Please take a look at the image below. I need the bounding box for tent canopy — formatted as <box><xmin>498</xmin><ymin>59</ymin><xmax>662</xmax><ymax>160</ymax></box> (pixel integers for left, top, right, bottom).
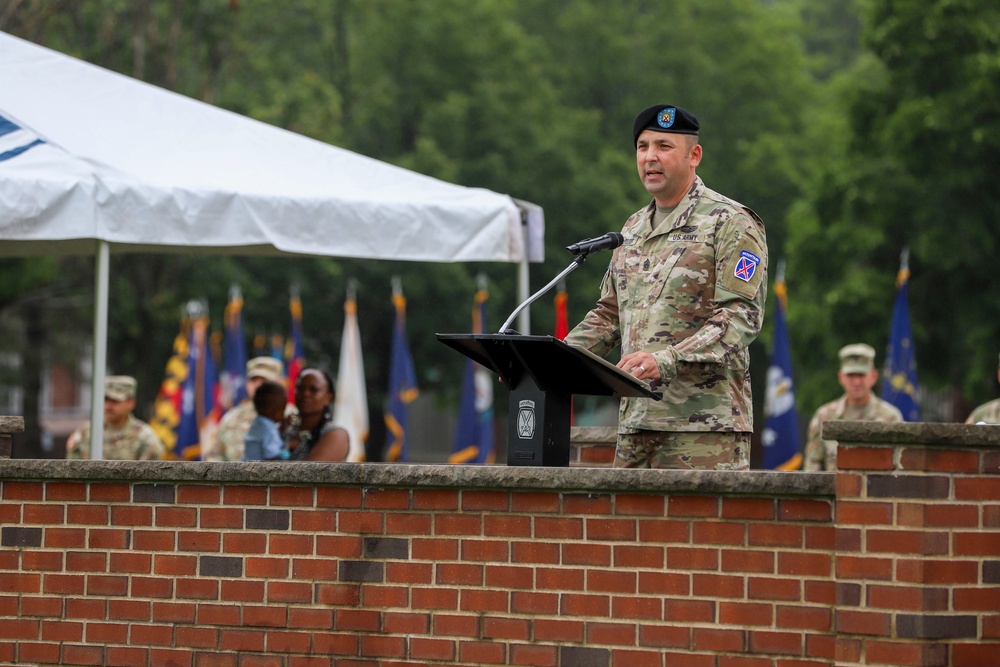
<box><xmin>0</xmin><ymin>31</ymin><xmax>543</xmax><ymax>263</ymax></box>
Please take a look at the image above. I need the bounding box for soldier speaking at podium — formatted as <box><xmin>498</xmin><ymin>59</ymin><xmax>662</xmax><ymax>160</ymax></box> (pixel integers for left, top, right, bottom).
<box><xmin>564</xmin><ymin>104</ymin><xmax>767</xmax><ymax>470</ymax></box>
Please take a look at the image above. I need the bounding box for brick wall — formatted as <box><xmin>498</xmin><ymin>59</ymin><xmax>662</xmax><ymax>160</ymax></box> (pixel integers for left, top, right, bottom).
<box><xmin>0</xmin><ymin>421</ymin><xmax>997</xmax><ymax>667</ymax></box>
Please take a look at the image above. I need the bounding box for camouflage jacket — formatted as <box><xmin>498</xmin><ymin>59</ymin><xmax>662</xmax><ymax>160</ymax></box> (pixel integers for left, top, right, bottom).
<box><xmin>66</xmin><ymin>415</ymin><xmax>165</xmax><ymax>460</ymax></box>
<box><xmin>565</xmin><ymin>177</ymin><xmax>767</xmax><ymax>433</ymax></box>
<box><xmin>803</xmin><ymin>394</ymin><xmax>903</xmax><ymax>471</ymax></box>
<box><xmin>966</xmin><ymin>398</ymin><xmax>1000</xmax><ymax>425</ymax></box>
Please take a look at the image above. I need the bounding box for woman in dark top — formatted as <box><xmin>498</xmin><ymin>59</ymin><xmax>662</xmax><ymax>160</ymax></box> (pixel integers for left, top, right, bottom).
<box><xmin>285</xmin><ymin>367</ymin><xmax>350</xmax><ymax>462</ymax></box>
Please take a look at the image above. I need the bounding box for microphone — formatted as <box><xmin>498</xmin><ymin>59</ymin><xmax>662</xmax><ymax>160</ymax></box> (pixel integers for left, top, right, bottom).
<box><xmin>565</xmin><ymin>232</ymin><xmax>624</xmax><ymax>256</ymax></box>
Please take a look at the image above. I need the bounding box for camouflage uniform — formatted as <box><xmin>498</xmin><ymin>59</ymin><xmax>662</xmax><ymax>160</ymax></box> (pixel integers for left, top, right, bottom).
<box><xmin>803</xmin><ymin>394</ymin><xmax>903</xmax><ymax>471</ymax></box>
<box><xmin>66</xmin><ymin>415</ymin><xmax>164</xmax><ymax>460</ymax></box>
<box><xmin>565</xmin><ymin>176</ymin><xmax>767</xmax><ymax>469</ymax></box>
<box><xmin>206</xmin><ymin>400</ymin><xmax>298</xmax><ymax>462</ymax></box>
<box><xmin>966</xmin><ymin>399</ymin><xmax>1000</xmax><ymax>425</ymax></box>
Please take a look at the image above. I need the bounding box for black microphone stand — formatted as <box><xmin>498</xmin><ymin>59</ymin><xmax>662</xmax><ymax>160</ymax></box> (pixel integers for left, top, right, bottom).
<box><xmin>499</xmin><ymin>253</ymin><xmax>590</xmax><ymax>334</ymax></box>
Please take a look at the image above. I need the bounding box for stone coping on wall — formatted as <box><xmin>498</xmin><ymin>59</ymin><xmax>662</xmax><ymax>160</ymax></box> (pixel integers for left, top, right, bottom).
<box><xmin>0</xmin><ymin>459</ymin><xmax>832</xmax><ymax>497</ymax></box>
<box><xmin>823</xmin><ymin>419</ymin><xmax>1000</xmax><ymax>446</ymax></box>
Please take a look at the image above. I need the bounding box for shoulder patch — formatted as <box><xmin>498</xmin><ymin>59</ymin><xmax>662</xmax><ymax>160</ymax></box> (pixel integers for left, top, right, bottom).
<box><xmin>719</xmin><ymin>237</ymin><xmax>765</xmax><ymax>299</ymax></box>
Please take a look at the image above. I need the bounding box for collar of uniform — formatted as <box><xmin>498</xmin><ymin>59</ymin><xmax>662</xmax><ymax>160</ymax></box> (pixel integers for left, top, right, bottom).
<box><xmin>644</xmin><ymin>176</ymin><xmax>704</xmax><ymax>238</ymax></box>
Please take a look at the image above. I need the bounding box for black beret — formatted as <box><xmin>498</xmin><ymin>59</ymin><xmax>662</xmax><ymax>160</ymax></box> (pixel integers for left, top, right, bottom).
<box><xmin>632</xmin><ymin>104</ymin><xmax>700</xmax><ymax>146</ymax></box>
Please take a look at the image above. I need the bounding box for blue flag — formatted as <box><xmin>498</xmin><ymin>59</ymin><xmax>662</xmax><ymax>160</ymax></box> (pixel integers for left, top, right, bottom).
<box><xmin>286</xmin><ymin>290</ymin><xmax>305</xmax><ymax>398</ymax></box>
<box><xmin>449</xmin><ymin>287</ymin><xmax>494</xmax><ymax>465</ymax></box>
<box><xmin>881</xmin><ymin>256</ymin><xmax>920</xmax><ymax>421</ymax></box>
<box><xmin>761</xmin><ymin>273</ymin><xmax>802</xmax><ymax>470</ymax></box>
<box><xmin>219</xmin><ymin>285</ymin><xmax>247</xmax><ymax>414</ymax></box>
<box><xmin>384</xmin><ymin>288</ymin><xmax>419</xmax><ymax>462</ymax></box>
<box><xmin>174</xmin><ymin>311</ymin><xmax>218</xmax><ymax>460</ymax></box>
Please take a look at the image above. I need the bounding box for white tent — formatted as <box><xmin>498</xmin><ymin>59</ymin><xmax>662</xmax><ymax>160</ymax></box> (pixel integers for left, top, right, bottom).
<box><xmin>0</xmin><ymin>32</ymin><xmax>544</xmax><ymax>457</ymax></box>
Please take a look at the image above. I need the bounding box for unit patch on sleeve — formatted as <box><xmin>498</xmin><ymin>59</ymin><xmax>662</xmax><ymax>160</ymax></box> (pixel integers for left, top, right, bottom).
<box><xmin>720</xmin><ymin>241</ymin><xmax>765</xmax><ymax>299</ymax></box>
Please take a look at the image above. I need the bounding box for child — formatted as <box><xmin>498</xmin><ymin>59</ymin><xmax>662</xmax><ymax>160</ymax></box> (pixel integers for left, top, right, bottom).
<box><xmin>242</xmin><ymin>380</ymin><xmax>290</xmax><ymax>461</ymax></box>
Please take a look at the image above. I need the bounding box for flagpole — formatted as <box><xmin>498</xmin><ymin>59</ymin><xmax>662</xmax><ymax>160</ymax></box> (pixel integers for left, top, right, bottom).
<box><xmin>89</xmin><ymin>240</ymin><xmax>110</xmax><ymax>460</ymax></box>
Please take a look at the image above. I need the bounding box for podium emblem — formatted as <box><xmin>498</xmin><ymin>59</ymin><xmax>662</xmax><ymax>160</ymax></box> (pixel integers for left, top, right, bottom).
<box><xmin>516</xmin><ymin>400</ymin><xmax>536</xmax><ymax>439</ymax></box>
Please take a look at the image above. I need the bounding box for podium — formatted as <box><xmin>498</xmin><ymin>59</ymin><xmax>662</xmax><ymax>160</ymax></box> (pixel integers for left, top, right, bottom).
<box><xmin>437</xmin><ymin>334</ymin><xmax>661</xmax><ymax>467</ymax></box>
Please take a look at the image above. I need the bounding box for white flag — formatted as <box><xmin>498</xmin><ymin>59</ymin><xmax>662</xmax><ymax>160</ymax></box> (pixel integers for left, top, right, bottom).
<box><xmin>333</xmin><ymin>294</ymin><xmax>369</xmax><ymax>462</ymax></box>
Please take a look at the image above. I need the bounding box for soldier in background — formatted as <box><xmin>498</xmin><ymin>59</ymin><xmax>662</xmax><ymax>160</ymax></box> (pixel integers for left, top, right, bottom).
<box><xmin>803</xmin><ymin>344</ymin><xmax>903</xmax><ymax>471</ymax></box>
<box><xmin>205</xmin><ymin>357</ymin><xmax>296</xmax><ymax>461</ymax></box>
<box><xmin>565</xmin><ymin>103</ymin><xmax>767</xmax><ymax>470</ymax></box>
<box><xmin>965</xmin><ymin>352</ymin><xmax>1000</xmax><ymax>425</ymax></box>
<box><xmin>66</xmin><ymin>376</ymin><xmax>164</xmax><ymax>460</ymax></box>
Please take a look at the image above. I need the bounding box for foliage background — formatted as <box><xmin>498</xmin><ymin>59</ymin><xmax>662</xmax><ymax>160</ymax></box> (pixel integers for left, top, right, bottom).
<box><xmin>2</xmin><ymin>0</ymin><xmax>998</xmax><ymax>460</ymax></box>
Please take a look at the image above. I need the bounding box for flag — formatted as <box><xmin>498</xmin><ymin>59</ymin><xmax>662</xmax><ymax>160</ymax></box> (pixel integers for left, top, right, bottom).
<box><xmin>449</xmin><ymin>285</ymin><xmax>494</xmax><ymax>464</ymax></box>
<box><xmin>164</xmin><ymin>305</ymin><xmax>219</xmax><ymax>460</ymax></box>
<box><xmin>334</xmin><ymin>284</ymin><xmax>369</xmax><ymax>462</ymax></box>
<box><xmin>760</xmin><ymin>264</ymin><xmax>801</xmax><ymax>470</ymax></box>
<box><xmin>218</xmin><ymin>284</ymin><xmax>247</xmax><ymax>414</ymax></box>
<box><xmin>285</xmin><ymin>288</ymin><xmax>305</xmax><ymax>397</ymax></box>
<box><xmin>554</xmin><ymin>279</ymin><xmax>569</xmax><ymax>340</ymax></box>
<box><xmin>384</xmin><ymin>284</ymin><xmax>419</xmax><ymax>462</ymax></box>
<box><xmin>150</xmin><ymin>319</ymin><xmax>191</xmax><ymax>456</ymax></box>
<box><xmin>881</xmin><ymin>249</ymin><xmax>920</xmax><ymax>421</ymax></box>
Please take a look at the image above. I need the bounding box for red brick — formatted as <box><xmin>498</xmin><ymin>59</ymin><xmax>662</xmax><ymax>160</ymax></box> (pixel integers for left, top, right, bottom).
<box><xmin>614</xmin><ymin>544</ymin><xmax>664</xmax><ymax>568</ymax></box>
<box><xmin>220</xmin><ymin>580</ymin><xmax>265</xmax><ymax>602</ymax></box>
<box><xmin>4</xmin><ymin>481</ymin><xmax>43</xmax><ymax>500</ymax></box>
<box><xmin>666</xmin><ymin>546</ymin><xmax>718</xmax><ymax>571</ymax></box>
<box><xmin>954</xmin><ymin>587</ymin><xmax>1000</xmax><ymax>611</ymax></box>
<box><xmin>805</xmin><ymin>525</ymin><xmax>837</xmax><ymax>550</ymax></box>
<box><xmin>67</xmin><ymin>504</ymin><xmax>108</xmax><ymax>525</ymax></box>
<box><xmin>900</xmin><ymin>447</ymin><xmax>980</xmax><ymax>473</ymax></box>
<box><xmin>156</xmin><ymin>506</ymin><xmax>197</xmax><ymax>527</ymax></box>
<box><xmin>291</xmin><ymin>557</ymin><xmax>338</xmax><ymax>581</ymax></box>
<box><xmin>564</xmin><ymin>493</ymin><xmax>612</xmax><ymax>515</ymax></box>
<box><xmin>459</xmin><ymin>640</ymin><xmax>506</xmax><ymax>664</ymax></box>
<box><xmin>461</xmin><ymin>490</ymin><xmax>509</xmax><ymax>511</ymax></box>
<box><xmin>511</xmin><ymin>591</ymin><xmax>558</xmax><ymax>615</ymax></box>
<box><xmin>954</xmin><ymin>642</ymin><xmax>1000</xmax><ymax>666</ymax></box>
<box><xmin>411</xmin><ymin>586</ymin><xmax>458</xmax><ymax>610</ymax></box>
<box><xmin>512</xmin><ymin>540</ymin><xmax>559</xmax><ymax>564</ymax></box>
<box><xmin>23</xmin><ymin>503</ymin><xmax>64</xmax><ymax>524</ymax></box>
<box><xmin>359</xmin><ymin>634</ymin><xmax>406</xmax><ymax>658</ymax></box>
<box><xmin>484</xmin><ymin>564</ymin><xmax>532</xmax><ymax>589</ymax></box>
<box><xmin>43</xmin><ymin>527</ymin><xmax>85</xmax><ymax>549</ymax></box>
<box><xmin>223</xmin><ymin>486</ymin><xmax>267</xmax><ymax>505</ymax></box>
<box><xmin>693</xmin><ymin>573</ymin><xmax>744</xmax><ymax>599</ymax></box>
<box><xmin>638</xmin><ymin>518</ymin><xmax>690</xmax><ymax>543</ymax></box>
<box><xmin>178</xmin><ymin>530</ymin><xmax>221</xmax><ymax>552</ymax></box>
<box><xmin>866</xmin><ymin>640</ymin><xmax>948</xmax><ymax>666</ymax></box>
<box><xmin>380</xmin><ymin>561</ymin><xmax>429</xmax><ymax>586</ymax></box>
<box><xmin>18</xmin><ymin>642</ymin><xmax>62</xmax><ymax>664</ymax></box>
<box><xmin>483</xmin><ymin>514</ymin><xmax>532</xmax><ymax>539</ymax></box>
<box><xmin>836</xmin><ymin>609</ymin><xmax>890</xmax><ymax>636</ymax></box>
<box><xmin>361</xmin><ymin>583</ymin><xmax>408</xmax><ymax>608</ymax></box>
<box><xmin>560</xmin><ymin>593</ymin><xmax>609</xmax><ymax>617</ymax></box>
<box><xmin>46</xmin><ymin>482</ymin><xmax>87</xmax><ymax>501</ymax></box>
<box><xmin>62</xmin><ymin>644</ymin><xmax>104</xmax><ymax>665</ymax></box>
<box><xmin>133</xmin><ymin>529</ymin><xmax>175</xmax><ymax>551</ymax></box>
<box><xmin>86</xmin><ymin>621</ymin><xmax>128</xmax><ymax>644</ymax></box>
<box><xmin>243</xmin><ymin>556</ymin><xmax>290</xmax><ymax>579</ymax></box>
<box><xmin>132</xmin><ymin>576</ymin><xmax>174</xmax><ymax>598</ymax></box>
<box><xmin>437</xmin><ymin>563</ymin><xmax>484</xmax><ymax>586</ymax></box>
<box><xmin>956</xmin><ymin>477</ymin><xmax>1000</xmax><ymax>501</ymax></box>
<box><xmin>611</xmin><ymin>648</ymin><xmax>668</xmax><ymax>667</ymax></box>
<box><xmin>269</xmin><ymin>533</ymin><xmax>314</xmax><ymax>555</ymax></box>
<box><xmin>87</xmin><ymin>575</ymin><xmax>128</xmax><ymax>596</ymax></box>
<box><xmin>719</xmin><ymin>602</ymin><xmax>774</xmax><ymax>626</ymax></box>
<box><xmin>612</xmin><ymin>595</ymin><xmax>661</xmax><ymax>619</ymax></box>
<box><xmin>42</xmin><ymin>623</ymin><xmax>83</xmax><ymax>649</ymax></box>
<box><xmin>460</xmin><ymin>589</ymin><xmax>508</xmax><ymax>613</ymax></box>
<box><xmin>65</xmin><ymin>598</ymin><xmax>105</xmax><ymax>620</ymax></box>
<box><xmin>0</xmin><ymin>572</ymin><xmax>40</xmax><ymax>593</ymax></box>
<box><xmin>315</xmin><ymin>486</ymin><xmax>363</xmax><ymax>508</ymax></box>
<box><xmin>483</xmin><ymin>616</ymin><xmax>530</xmax><ymax>640</ymax></box>
<box><xmin>88</xmin><ymin>528</ymin><xmax>130</xmax><ymax>550</ymax></box>
<box><xmin>311</xmin><ymin>631</ymin><xmax>359</xmax><ymax>655</ymax></box>
<box><xmin>835</xmin><ymin>473</ymin><xmax>863</xmax><ymax>497</ymax></box>
<box><xmin>898</xmin><ymin>502</ymin><xmax>979</xmax><ymax>528</ymax></box>
<box><xmin>408</xmin><ymin>637</ymin><xmax>455</xmax><ymax>661</ymax></box>
<box><xmin>433</xmin><ymin>613</ymin><xmax>479</xmax><ymax>637</ymax></box>
<box><xmin>200</xmin><ymin>507</ymin><xmax>243</xmax><ymax>529</ymax></box>
<box><xmin>510</xmin><ymin>643</ymin><xmax>557</xmax><ymax>665</ymax></box>
<box><xmin>638</xmin><ymin>571</ymin><xmax>689</xmax><ymax>595</ymax></box>
<box><xmin>837</xmin><ymin>445</ymin><xmax>894</xmax><ymax>470</ymax></box>
<box><xmin>804</xmin><ymin>580</ymin><xmax>837</xmax><ymax>606</ymax></box>
<box><xmin>315</xmin><ymin>584</ymin><xmax>360</xmax><ymax>606</ymax></box>
<box><xmin>111</xmin><ymin>506</ymin><xmax>152</xmax><ymax>526</ymax></box>
<box><xmin>587</xmin><ymin>517</ymin><xmax>636</xmax><ymax>541</ymax></box>
<box><xmin>589</xmin><ymin>569</ymin><xmax>636</xmax><ymax>594</ymax></box>
<box><xmin>779</xmin><ymin>498</ymin><xmax>833</xmax><ymax>522</ymax></box>
<box><xmin>383</xmin><ymin>611</ymin><xmax>428</xmax><ymax>635</ymax></box>
<box><xmin>777</xmin><ymin>551</ymin><xmax>832</xmax><ymax>577</ymax></box>
<box><xmin>338</xmin><ymin>510</ymin><xmax>384</xmax><ymax>534</ymax></box>
<box><xmin>386</xmin><ymin>511</ymin><xmax>431</xmax><ymax>534</ymax></box>
<box><xmin>108</xmin><ymin>599</ymin><xmax>150</xmax><ymax>621</ymax></box>
<box><xmin>270</xmin><ymin>486</ymin><xmax>315</xmax><ymax>507</ymax></box>
<box><xmin>177</xmin><ymin>485</ymin><xmax>220</xmax><ymax>504</ymax></box>
<box><xmin>22</xmin><ymin>596</ymin><xmax>63</xmax><ymax>617</ymax></box>
<box><xmin>536</xmin><ymin>567</ymin><xmax>585</xmax><ymax>591</ymax></box>
<box><xmin>289</xmin><ymin>509</ymin><xmax>336</xmax><ymax>533</ymax></box>
<box><xmin>410</xmin><ymin>488</ymin><xmax>458</xmax><ymax>510</ymax></box>
<box><xmin>616</xmin><ymin>493</ymin><xmax>665</xmax><ymax>516</ymax></box>
<box><xmin>129</xmin><ymin>623</ymin><xmax>173</xmax><ymax>645</ymax></box>
<box><xmin>896</xmin><ymin>558</ymin><xmax>979</xmax><ymax>584</ymax></box>
<box><xmin>693</xmin><ymin>627</ymin><xmax>745</xmax><ymax>652</ymax></box>
<box><xmin>721</xmin><ymin>548</ymin><xmax>773</xmax><ymax>574</ymax></box>
<box><xmin>776</xmin><ymin>604</ymin><xmax>832</xmax><ymax>631</ymax></box>
<box><xmin>316</xmin><ymin>535</ymin><xmax>363</xmax><ymax>558</ymax></box>
<box><xmin>194</xmin><ymin>652</ymin><xmax>236</xmax><ymax>667</ymax></box>
<box><xmin>668</xmin><ymin>495</ymin><xmax>719</xmax><ymax>518</ymax></box>
<box><xmin>22</xmin><ymin>550</ymin><xmax>63</xmax><ymax>571</ymax></box>
<box><xmin>109</xmin><ymin>551</ymin><xmax>152</xmax><ymax>574</ymax></box>
<box><xmin>641</xmin><ymin>624</ymin><xmax>690</xmax><ymax>648</ymax></box>
<box><xmin>268</xmin><ymin>581</ymin><xmax>313</xmax><ymax>603</ymax></box>
<box><xmin>748</xmin><ymin>523</ymin><xmax>803</xmax><ymax>548</ymax></box>
<box><xmin>176</xmin><ymin>578</ymin><xmax>219</xmax><ymax>600</ymax></box>
<box><xmin>748</xmin><ymin>576</ymin><xmax>802</xmax><ymax>602</ymax></box>
<box><xmin>534</xmin><ymin>618</ymin><xmax>584</xmax><ymax>643</ymax></box>
<box><xmin>562</xmin><ymin>542</ymin><xmax>611</xmax><ymax>567</ymax></box>
<box><xmin>176</xmin><ymin>625</ymin><xmax>219</xmax><ymax>648</ymax></box>
<box><xmin>432</xmin><ymin>513</ymin><xmax>481</xmax><ymax>536</ymax></box>
<box><xmin>155</xmin><ymin>554</ymin><xmax>197</xmax><ymax>576</ymax></box>
<box><xmin>511</xmin><ymin>491</ymin><xmax>560</xmax><ymax>513</ymax></box>
<box><xmin>748</xmin><ymin>629</ymin><xmax>802</xmax><ymax>655</ymax></box>
<box><xmin>266</xmin><ymin>630</ymin><xmax>312</xmax><ymax>653</ymax></box>
<box><xmin>693</xmin><ymin>521</ymin><xmax>745</xmax><ymax>545</ymax></box>
<box><xmin>836</xmin><ymin>555</ymin><xmax>893</xmax><ymax>581</ymax></box>
<box><xmin>152</xmin><ymin>601</ymin><xmax>196</xmax><ymax>624</ymax></box>
<box><xmin>462</xmin><ymin>539</ymin><xmax>509</xmax><ymax>562</ymax></box>
<box><xmin>534</xmin><ymin>516</ymin><xmax>583</xmax><ymax>540</ymax></box>
<box><xmin>243</xmin><ymin>605</ymin><xmax>288</xmax><ymax>628</ymax></box>
<box><xmin>836</xmin><ymin>500</ymin><xmax>892</xmax><ymax>525</ymax></box>
<box><xmin>722</xmin><ymin>497</ymin><xmax>775</xmax><ymax>520</ymax></box>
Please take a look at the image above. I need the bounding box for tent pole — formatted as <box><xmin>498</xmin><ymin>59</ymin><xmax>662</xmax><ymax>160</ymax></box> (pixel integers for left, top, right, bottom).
<box><xmin>89</xmin><ymin>240</ymin><xmax>110</xmax><ymax>460</ymax></box>
<box><xmin>517</xmin><ymin>212</ymin><xmax>531</xmax><ymax>334</ymax></box>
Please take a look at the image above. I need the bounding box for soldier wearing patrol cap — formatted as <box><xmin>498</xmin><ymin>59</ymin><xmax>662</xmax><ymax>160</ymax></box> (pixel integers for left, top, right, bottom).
<box><xmin>205</xmin><ymin>356</ymin><xmax>298</xmax><ymax>462</ymax></box>
<box><xmin>66</xmin><ymin>375</ymin><xmax>165</xmax><ymax>460</ymax></box>
<box><xmin>965</xmin><ymin>352</ymin><xmax>1000</xmax><ymax>425</ymax></box>
<box><xmin>803</xmin><ymin>343</ymin><xmax>903</xmax><ymax>471</ymax></box>
<box><xmin>565</xmin><ymin>103</ymin><xmax>767</xmax><ymax>470</ymax></box>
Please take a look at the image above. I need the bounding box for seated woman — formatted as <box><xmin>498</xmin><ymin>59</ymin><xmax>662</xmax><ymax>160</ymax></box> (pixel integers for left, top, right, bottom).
<box><xmin>284</xmin><ymin>367</ymin><xmax>350</xmax><ymax>462</ymax></box>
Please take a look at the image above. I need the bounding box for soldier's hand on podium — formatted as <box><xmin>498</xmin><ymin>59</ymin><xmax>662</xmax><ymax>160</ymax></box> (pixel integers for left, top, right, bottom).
<box><xmin>619</xmin><ymin>352</ymin><xmax>659</xmax><ymax>381</ymax></box>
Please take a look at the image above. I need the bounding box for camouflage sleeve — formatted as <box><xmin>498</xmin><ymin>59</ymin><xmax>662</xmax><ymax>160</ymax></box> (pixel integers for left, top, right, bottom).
<box><xmin>137</xmin><ymin>426</ymin><xmax>165</xmax><ymax>461</ymax></box>
<box><xmin>802</xmin><ymin>410</ymin><xmax>825</xmax><ymax>472</ymax></box>
<box><xmin>652</xmin><ymin>212</ymin><xmax>767</xmax><ymax>377</ymax></box>
<box><xmin>563</xmin><ymin>263</ymin><xmax>622</xmax><ymax>358</ymax></box>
